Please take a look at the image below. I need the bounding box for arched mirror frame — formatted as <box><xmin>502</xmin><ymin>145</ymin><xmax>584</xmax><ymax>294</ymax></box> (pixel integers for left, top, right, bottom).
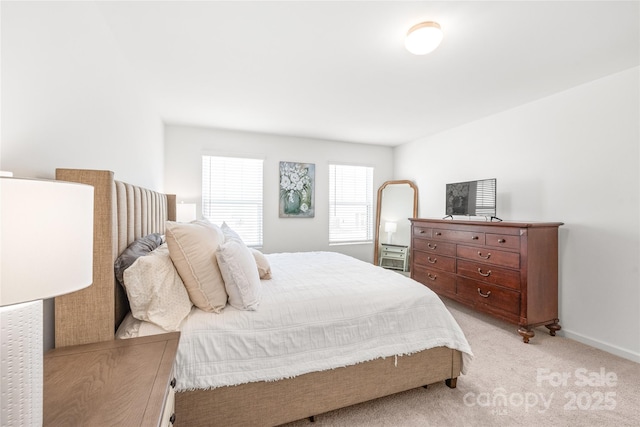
<box><xmin>373</xmin><ymin>180</ymin><xmax>419</xmax><ymax>266</ymax></box>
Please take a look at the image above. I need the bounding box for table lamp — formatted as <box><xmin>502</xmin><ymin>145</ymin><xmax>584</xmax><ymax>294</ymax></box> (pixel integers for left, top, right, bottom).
<box><xmin>176</xmin><ymin>202</ymin><xmax>197</xmax><ymax>223</ymax></box>
<box><xmin>0</xmin><ymin>175</ymin><xmax>94</xmax><ymax>425</ymax></box>
<box><xmin>384</xmin><ymin>221</ymin><xmax>397</xmax><ymax>244</ymax></box>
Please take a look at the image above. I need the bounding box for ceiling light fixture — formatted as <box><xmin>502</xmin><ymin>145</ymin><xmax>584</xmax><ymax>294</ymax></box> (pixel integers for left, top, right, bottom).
<box><xmin>405</xmin><ymin>21</ymin><xmax>443</xmax><ymax>55</ymax></box>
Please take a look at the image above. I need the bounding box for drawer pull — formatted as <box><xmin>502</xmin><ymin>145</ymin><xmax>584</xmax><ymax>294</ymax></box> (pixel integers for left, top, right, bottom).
<box><xmin>435</xmin><ymin>232</ymin><xmax>442</xmax><ymax>236</ymax></box>
<box><xmin>170</xmin><ymin>378</ymin><xmax>176</xmax><ymax>388</ymax></box>
<box><xmin>427</xmin><ymin>257</ymin><xmax>437</xmax><ymax>264</ymax></box>
<box><xmin>419</xmin><ymin>229</ymin><xmax>426</xmax><ymax>234</ymax></box>
<box><xmin>498</xmin><ymin>238</ymin><xmax>506</xmax><ymax>243</ymax></box>
<box><xmin>471</xmin><ymin>235</ymin><xmax>479</xmax><ymax>240</ymax></box>
<box><xmin>477</xmin><ymin>288</ymin><xmax>491</xmax><ymax>298</ymax></box>
<box><xmin>477</xmin><ymin>268</ymin><xmax>491</xmax><ymax>277</ymax></box>
<box><xmin>427</xmin><ymin>273</ymin><xmax>437</xmax><ymax>281</ymax></box>
<box><xmin>427</xmin><ymin>243</ymin><xmax>437</xmax><ymax>250</ymax></box>
<box><xmin>170</xmin><ymin>413</ymin><xmax>176</xmax><ymax>424</ymax></box>
<box><xmin>477</xmin><ymin>251</ymin><xmax>491</xmax><ymax>259</ymax></box>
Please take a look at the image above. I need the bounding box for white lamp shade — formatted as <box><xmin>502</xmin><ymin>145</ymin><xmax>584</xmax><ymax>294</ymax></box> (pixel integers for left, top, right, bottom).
<box><xmin>176</xmin><ymin>203</ymin><xmax>197</xmax><ymax>223</ymax></box>
<box><xmin>384</xmin><ymin>222</ymin><xmax>397</xmax><ymax>233</ymax></box>
<box><xmin>405</xmin><ymin>21</ymin><xmax>443</xmax><ymax>55</ymax></box>
<box><xmin>0</xmin><ymin>177</ymin><xmax>94</xmax><ymax>306</ymax></box>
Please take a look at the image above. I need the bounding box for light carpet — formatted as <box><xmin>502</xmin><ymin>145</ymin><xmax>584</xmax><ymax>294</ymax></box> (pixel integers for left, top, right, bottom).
<box><xmin>282</xmin><ymin>298</ymin><xmax>639</xmax><ymax>426</ymax></box>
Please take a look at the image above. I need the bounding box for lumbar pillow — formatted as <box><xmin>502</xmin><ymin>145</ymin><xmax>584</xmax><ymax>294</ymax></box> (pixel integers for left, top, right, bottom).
<box><xmin>123</xmin><ymin>243</ymin><xmax>192</xmax><ymax>331</ymax></box>
<box><xmin>216</xmin><ymin>240</ymin><xmax>261</xmax><ymax>310</ymax></box>
<box><xmin>165</xmin><ymin>220</ymin><xmax>227</xmax><ymax>313</ymax></box>
<box><xmin>250</xmin><ymin>248</ymin><xmax>272</xmax><ymax>279</ymax></box>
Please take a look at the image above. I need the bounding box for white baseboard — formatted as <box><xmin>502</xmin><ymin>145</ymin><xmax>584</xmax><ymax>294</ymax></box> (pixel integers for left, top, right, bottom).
<box><xmin>559</xmin><ymin>329</ymin><xmax>640</xmax><ymax>363</ymax></box>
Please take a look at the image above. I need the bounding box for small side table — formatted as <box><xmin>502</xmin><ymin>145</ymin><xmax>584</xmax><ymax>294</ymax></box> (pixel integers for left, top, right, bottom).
<box><xmin>44</xmin><ymin>332</ymin><xmax>180</xmax><ymax>426</ymax></box>
<box><xmin>379</xmin><ymin>243</ymin><xmax>409</xmax><ymax>272</ymax></box>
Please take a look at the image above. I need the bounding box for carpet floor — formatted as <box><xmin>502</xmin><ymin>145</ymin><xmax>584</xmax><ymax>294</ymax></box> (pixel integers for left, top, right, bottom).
<box><xmin>282</xmin><ymin>298</ymin><xmax>640</xmax><ymax>426</ymax></box>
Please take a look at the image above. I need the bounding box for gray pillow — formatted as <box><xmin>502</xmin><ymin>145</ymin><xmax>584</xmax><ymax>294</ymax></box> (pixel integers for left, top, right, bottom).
<box><xmin>114</xmin><ymin>233</ymin><xmax>163</xmax><ymax>287</ymax></box>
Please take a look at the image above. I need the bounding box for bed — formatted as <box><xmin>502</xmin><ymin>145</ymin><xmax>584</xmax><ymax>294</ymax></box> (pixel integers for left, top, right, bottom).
<box><xmin>53</xmin><ymin>168</ymin><xmax>472</xmax><ymax>426</ymax></box>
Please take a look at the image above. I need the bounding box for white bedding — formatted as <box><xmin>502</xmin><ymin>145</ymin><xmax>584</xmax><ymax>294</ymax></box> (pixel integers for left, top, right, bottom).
<box><xmin>118</xmin><ymin>251</ymin><xmax>473</xmax><ymax>391</ymax></box>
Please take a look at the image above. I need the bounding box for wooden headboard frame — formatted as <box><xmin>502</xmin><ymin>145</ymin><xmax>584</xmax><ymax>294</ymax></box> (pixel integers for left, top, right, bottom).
<box><xmin>54</xmin><ymin>169</ymin><xmax>176</xmax><ymax>348</ymax></box>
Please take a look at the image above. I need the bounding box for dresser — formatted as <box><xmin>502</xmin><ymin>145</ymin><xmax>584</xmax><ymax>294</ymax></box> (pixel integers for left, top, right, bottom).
<box><xmin>410</xmin><ymin>218</ymin><xmax>563</xmax><ymax>343</ymax></box>
<box><xmin>44</xmin><ymin>332</ymin><xmax>180</xmax><ymax>426</ymax></box>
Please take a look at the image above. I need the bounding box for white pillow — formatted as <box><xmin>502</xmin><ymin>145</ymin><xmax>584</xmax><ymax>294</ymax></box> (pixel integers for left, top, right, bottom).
<box><xmin>250</xmin><ymin>248</ymin><xmax>272</xmax><ymax>279</ymax></box>
<box><xmin>221</xmin><ymin>222</ymin><xmax>243</xmax><ymax>243</ymax></box>
<box><xmin>216</xmin><ymin>240</ymin><xmax>261</xmax><ymax>310</ymax></box>
<box><xmin>221</xmin><ymin>223</ymin><xmax>270</xmax><ymax>279</ymax></box>
<box><xmin>165</xmin><ymin>220</ymin><xmax>228</xmax><ymax>313</ymax></box>
<box><xmin>123</xmin><ymin>244</ymin><xmax>193</xmax><ymax>331</ymax></box>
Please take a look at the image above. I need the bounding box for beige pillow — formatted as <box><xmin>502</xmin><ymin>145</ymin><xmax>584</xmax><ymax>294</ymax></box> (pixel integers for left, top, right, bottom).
<box><xmin>250</xmin><ymin>248</ymin><xmax>272</xmax><ymax>279</ymax></box>
<box><xmin>165</xmin><ymin>220</ymin><xmax>227</xmax><ymax>313</ymax></box>
<box><xmin>216</xmin><ymin>240</ymin><xmax>261</xmax><ymax>311</ymax></box>
<box><xmin>123</xmin><ymin>244</ymin><xmax>192</xmax><ymax>331</ymax></box>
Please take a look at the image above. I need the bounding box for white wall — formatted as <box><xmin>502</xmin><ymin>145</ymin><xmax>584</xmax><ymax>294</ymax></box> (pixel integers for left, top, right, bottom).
<box><xmin>1</xmin><ymin>1</ymin><xmax>165</xmax><ymax>350</ymax></box>
<box><xmin>395</xmin><ymin>67</ymin><xmax>640</xmax><ymax>362</ymax></box>
<box><xmin>0</xmin><ymin>1</ymin><xmax>163</xmax><ymax>188</ymax></box>
<box><xmin>164</xmin><ymin>125</ymin><xmax>394</xmax><ymax>262</ymax></box>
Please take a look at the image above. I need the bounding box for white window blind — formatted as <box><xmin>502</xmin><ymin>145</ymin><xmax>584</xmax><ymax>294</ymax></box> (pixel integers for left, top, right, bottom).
<box><xmin>202</xmin><ymin>156</ymin><xmax>263</xmax><ymax>247</ymax></box>
<box><xmin>474</xmin><ymin>178</ymin><xmax>496</xmax><ymax>217</ymax></box>
<box><xmin>329</xmin><ymin>164</ymin><xmax>374</xmax><ymax>244</ymax></box>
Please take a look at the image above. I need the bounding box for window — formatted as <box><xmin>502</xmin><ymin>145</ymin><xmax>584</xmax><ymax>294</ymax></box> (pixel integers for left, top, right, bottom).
<box><xmin>202</xmin><ymin>156</ymin><xmax>263</xmax><ymax>247</ymax></box>
<box><xmin>329</xmin><ymin>164</ymin><xmax>374</xmax><ymax>244</ymax></box>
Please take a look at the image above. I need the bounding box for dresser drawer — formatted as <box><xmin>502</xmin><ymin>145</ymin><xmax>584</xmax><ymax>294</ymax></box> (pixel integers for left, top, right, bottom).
<box><xmin>433</xmin><ymin>228</ymin><xmax>485</xmax><ymax>244</ymax></box>
<box><xmin>413</xmin><ymin>226</ymin><xmax>432</xmax><ymax>238</ymax></box>
<box><xmin>161</xmin><ymin>377</ymin><xmax>176</xmax><ymax>427</ymax></box>
<box><xmin>413</xmin><ymin>265</ymin><xmax>456</xmax><ymax>295</ymax></box>
<box><xmin>381</xmin><ymin>250</ymin><xmax>406</xmax><ymax>259</ymax></box>
<box><xmin>412</xmin><ymin>239</ymin><xmax>456</xmax><ymax>256</ymax></box>
<box><xmin>457</xmin><ymin>245</ymin><xmax>520</xmax><ymax>269</ymax></box>
<box><xmin>457</xmin><ymin>276</ymin><xmax>520</xmax><ymax>315</ymax></box>
<box><xmin>456</xmin><ymin>260</ymin><xmax>521</xmax><ymax>290</ymax></box>
<box><xmin>413</xmin><ymin>251</ymin><xmax>456</xmax><ymax>272</ymax></box>
<box><xmin>381</xmin><ymin>244</ymin><xmax>407</xmax><ymax>254</ymax></box>
<box><xmin>486</xmin><ymin>233</ymin><xmax>520</xmax><ymax>250</ymax></box>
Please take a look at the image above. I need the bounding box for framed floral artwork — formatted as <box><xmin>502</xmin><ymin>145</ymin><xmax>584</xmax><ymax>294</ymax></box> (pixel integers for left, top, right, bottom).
<box><xmin>279</xmin><ymin>161</ymin><xmax>315</xmax><ymax>218</ymax></box>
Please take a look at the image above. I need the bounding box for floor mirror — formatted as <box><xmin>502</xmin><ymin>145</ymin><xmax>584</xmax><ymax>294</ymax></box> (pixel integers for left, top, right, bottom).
<box><xmin>374</xmin><ymin>180</ymin><xmax>418</xmax><ymax>270</ymax></box>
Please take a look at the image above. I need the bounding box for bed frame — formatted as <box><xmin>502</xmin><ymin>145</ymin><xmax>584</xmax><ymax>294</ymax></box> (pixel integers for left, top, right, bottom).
<box><xmin>53</xmin><ymin>168</ymin><xmax>462</xmax><ymax>426</ymax></box>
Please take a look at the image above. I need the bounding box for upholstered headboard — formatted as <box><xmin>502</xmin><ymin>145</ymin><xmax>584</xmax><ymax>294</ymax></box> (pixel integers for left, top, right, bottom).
<box><xmin>54</xmin><ymin>169</ymin><xmax>176</xmax><ymax>348</ymax></box>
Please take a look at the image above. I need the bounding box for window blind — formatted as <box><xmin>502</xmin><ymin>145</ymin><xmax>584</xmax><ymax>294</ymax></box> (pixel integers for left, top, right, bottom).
<box><xmin>329</xmin><ymin>164</ymin><xmax>374</xmax><ymax>244</ymax></box>
<box><xmin>202</xmin><ymin>156</ymin><xmax>263</xmax><ymax>247</ymax></box>
<box><xmin>474</xmin><ymin>179</ymin><xmax>496</xmax><ymax>216</ymax></box>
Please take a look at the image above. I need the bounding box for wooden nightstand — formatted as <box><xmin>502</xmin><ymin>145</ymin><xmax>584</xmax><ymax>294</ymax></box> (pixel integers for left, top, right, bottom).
<box><xmin>44</xmin><ymin>332</ymin><xmax>180</xmax><ymax>426</ymax></box>
<box><xmin>379</xmin><ymin>243</ymin><xmax>409</xmax><ymax>272</ymax></box>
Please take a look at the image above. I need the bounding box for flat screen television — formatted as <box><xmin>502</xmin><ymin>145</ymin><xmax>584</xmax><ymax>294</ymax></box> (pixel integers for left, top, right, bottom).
<box><xmin>445</xmin><ymin>178</ymin><xmax>498</xmax><ymax>220</ymax></box>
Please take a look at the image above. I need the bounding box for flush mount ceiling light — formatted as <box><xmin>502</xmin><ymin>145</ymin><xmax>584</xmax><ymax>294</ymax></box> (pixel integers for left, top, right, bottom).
<box><xmin>405</xmin><ymin>21</ymin><xmax>443</xmax><ymax>55</ymax></box>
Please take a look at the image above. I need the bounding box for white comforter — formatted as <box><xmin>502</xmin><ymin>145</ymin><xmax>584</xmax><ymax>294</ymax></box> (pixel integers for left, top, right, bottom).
<box><xmin>128</xmin><ymin>251</ymin><xmax>473</xmax><ymax>391</ymax></box>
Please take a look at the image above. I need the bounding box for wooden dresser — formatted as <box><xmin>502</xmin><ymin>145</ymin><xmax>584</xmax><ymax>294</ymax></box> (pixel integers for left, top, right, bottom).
<box><xmin>410</xmin><ymin>218</ymin><xmax>563</xmax><ymax>343</ymax></box>
<box><xmin>44</xmin><ymin>332</ymin><xmax>180</xmax><ymax>426</ymax></box>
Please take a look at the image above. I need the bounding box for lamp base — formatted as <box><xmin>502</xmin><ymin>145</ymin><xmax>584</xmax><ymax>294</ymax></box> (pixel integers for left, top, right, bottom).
<box><xmin>1</xmin><ymin>300</ymin><xmax>43</xmax><ymax>425</ymax></box>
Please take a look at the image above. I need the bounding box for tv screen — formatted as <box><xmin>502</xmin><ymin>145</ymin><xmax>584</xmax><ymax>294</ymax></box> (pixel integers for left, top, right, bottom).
<box><xmin>445</xmin><ymin>178</ymin><xmax>497</xmax><ymax>219</ymax></box>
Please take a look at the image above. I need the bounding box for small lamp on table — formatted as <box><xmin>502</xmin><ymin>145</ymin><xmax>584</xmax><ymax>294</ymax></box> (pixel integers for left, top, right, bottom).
<box><xmin>1</xmin><ymin>174</ymin><xmax>94</xmax><ymax>425</ymax></box>
<box><xmin>384</xmin><ymin>221</ymin><xmax>397</xmax><ymax>244</ymax></box>
<box><xmin>176</xmin><ymin>202</ymin><xmax>197</xmax><ymax>223</ymax></box>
